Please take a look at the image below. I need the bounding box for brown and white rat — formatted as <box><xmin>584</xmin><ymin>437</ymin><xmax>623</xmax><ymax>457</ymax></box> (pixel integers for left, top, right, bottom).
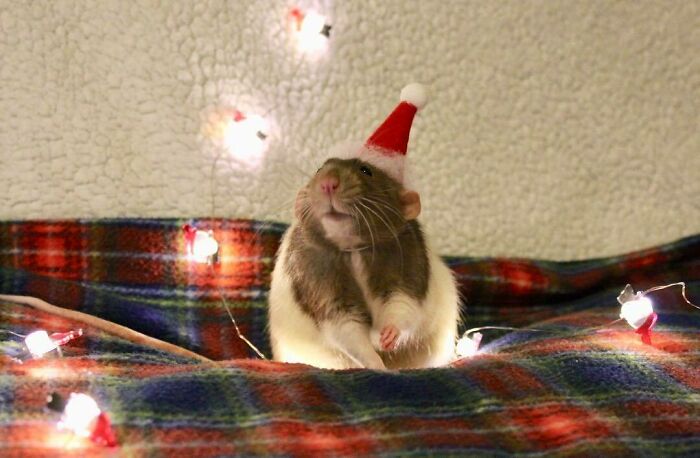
<box><xmin>268</xmin><ymin>156</ymin><xmax>460</xmax><ymax>370</ymax></box>
<box><xmin>268</xmin><ymin>83</ymin><xmax>460</xmax><ymax>370</ymax></box>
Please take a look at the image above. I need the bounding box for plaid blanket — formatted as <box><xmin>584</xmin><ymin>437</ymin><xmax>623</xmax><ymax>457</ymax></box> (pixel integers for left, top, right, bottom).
<box><xmin>0</xmin><ymin>219</ymin><xmax>698</xmax><ymax>456</ymax></box>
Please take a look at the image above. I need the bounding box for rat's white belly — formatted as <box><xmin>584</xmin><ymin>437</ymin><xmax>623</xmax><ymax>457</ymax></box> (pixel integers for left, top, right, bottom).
<box><xmin>268</xmin><ymin>228</ymin><xmax>358</xmax><ymax>369</ymax></box>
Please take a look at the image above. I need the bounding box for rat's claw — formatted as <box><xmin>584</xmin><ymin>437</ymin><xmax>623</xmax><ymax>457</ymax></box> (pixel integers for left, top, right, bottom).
<box><xmin>380</xmin><ymin>325</ymin><xmax>399</xmax><ymax>351</ymax></box>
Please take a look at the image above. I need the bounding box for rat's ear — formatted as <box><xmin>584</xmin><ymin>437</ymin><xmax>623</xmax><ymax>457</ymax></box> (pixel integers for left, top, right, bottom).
<box><xmin>400</xmin><ymin>190</ymin><xmax>421</xmax><ymax>220</ymax></box>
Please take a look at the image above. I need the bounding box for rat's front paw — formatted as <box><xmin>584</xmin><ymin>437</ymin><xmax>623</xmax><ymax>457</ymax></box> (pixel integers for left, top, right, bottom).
<box><xmin>371</xmin><ymin>325</ymin><xmax>405</xmax><ymax>352</ymax></box>
<box><xmin>370</xmin><ymin>325</ymin><xmax>406</xmax><ymax>352</ymax></box>
<box><xmin>380</xmin><ymin>325</ymin><xmax>400</xmax><ymax>351</ymax></box>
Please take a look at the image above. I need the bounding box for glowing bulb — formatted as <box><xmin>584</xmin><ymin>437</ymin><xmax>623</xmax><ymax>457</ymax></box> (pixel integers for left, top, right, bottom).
<box><xmin>58</xmin><ymin>393</ymin><xmax>102</xmax><ymax>438</ymax></box>
<box><xmin>456</xmin><ymin>332</ymin><xmax>482</xmax><ymax>358</ymax></box>
<box><xmin>617</xmin><ymin>284</ymin><xmax>655</xmax><ymax>329</ymax></box>
<box><xmin>25</xmin><ymin>330</ymin><xmax>57</xmax><ymax>357</ymax></box>
<box><xmin>291</xmin><ymin>8</ymin><xmax>330</xmax><ymax>55</ymax></box>
<box><xmin>183</xmin><ymin>225</ymin><xmax>219</xmax><ymax>263</ymax></box>
<box><xmin>192</xmin><ymin>230</ymin><xmax>219</xmax><ymax>262</ymax></box>
<box><xmin>223</xmin><ymin>113</ymin><xmax>269</xmax><ymax>166</ymax></box>
<box><xmin>620</xmin><ymin>296</ymin><xmax>654</xmax><ymax>329</ymax></box>
<box><xmin>300</xmin><ymin>11</ymin><xmax>326</xmax><ymax>35</ymax></box>
<box><xmin>616</xmin><ymin>283</ymin><xmax>658</xmax><ymax>345</ymax></box>
<box><xmin>47</xmin><ymin>392</ymin><xmax>118</xmax><ymax>447</ymax></box>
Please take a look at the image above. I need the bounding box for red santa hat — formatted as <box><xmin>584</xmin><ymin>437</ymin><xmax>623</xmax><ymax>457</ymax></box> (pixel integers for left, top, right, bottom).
<box><xmin>357</xmin><ymin>83</ymin><xmax>427</xmax><ymax>183</ymax></box>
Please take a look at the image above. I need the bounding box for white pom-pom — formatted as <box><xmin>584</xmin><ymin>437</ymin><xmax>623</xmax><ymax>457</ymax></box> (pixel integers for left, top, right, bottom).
<box><xmin>400</xmin><ymin>83</ymin><xmax>427</xmax><ymax>109</ymax></box>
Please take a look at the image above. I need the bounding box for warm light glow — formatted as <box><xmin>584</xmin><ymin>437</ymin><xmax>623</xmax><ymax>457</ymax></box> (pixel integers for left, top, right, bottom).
<box><xmin>25</xmin><ymin>330</ymin><xmax>57</xmax><ymax>357</ymax></box>
<box><xmin>27</xmin><ymin>365</ymin><xmax>72</xmax><ymax>379</ymax></box>
<box><xmin>58</xmin><ymin>393</ymin><xmax>101</xmax><ymax>438</ymax></box>
<box><xmin>456</xmin><ymin>332</ymin><xmax>482</xmax><ymax>358</ymax></box>
<box><xmin>46</xmin><ymin>431</ymin><xmax>90</xmax><ymax>450</ymax></box>
<box><xmin>620</xmin><ymin>296</ymin><xmax>654</xmax><ymax>329</ymax></box>
<box><xmin>292</xmin><ymin>9</ymin><xmax>330</xmax><ymax>56</ymax></box>
<box><xmin>223</xmin><ymin>114</ymin><xmax>269</xmax><ymax>166</ymax></box>
<box><xmin>189</xmin><ymin>229</ymin><xmax>219</xmax><ymax>263</ymax></box>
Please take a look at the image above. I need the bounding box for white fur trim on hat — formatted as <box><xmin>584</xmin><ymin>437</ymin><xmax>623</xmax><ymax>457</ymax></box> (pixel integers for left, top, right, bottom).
<box><xmin>400</xmin><ymin>83</ymin><xmax>427</xmax><ymax>109</ymax></box>
<box><xmin>357</xmin><ymin>146</ymin><xmax>405</xmax><ymax>183</ymax></box>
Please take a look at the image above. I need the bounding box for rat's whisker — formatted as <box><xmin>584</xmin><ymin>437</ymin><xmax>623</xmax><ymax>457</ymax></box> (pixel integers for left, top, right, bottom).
<box><xmin>367</xmin><ymin>202</ymin><xmax>404</xmax><ymax>258</ymax></box>
<box><xmin>364</xmin><ymin>198</ymin><xmax>404</xmax><ymax>237</ymax></box>
<box><xmin>362</xmin><ymin>195</ymin><xmax>403</xmax><ymax>219</ymax></box>
<box><xmin>361</xmin><ymin>196</ymin><xmax>404</xmax><ymax>222</ymax></box>
<box><xmin>357</xmin><ymin>200</ymin><xmax>404</xmax><ymax>274</ymax></box>
<box><xmin>298</xmin><ymin>202</ymin><xmax>313</xmax><ymax>225</ymax></box>
<box><xmin>357</xmin><ymin>201</ymin><xmax>396</xmax><ymax>242</ymax></box>
<box><xmin>353</xmin><ymin>203</ymin><xmax>376</xmax><ymax>263</ymax></box>
<box><xmin>376</xmin><ymin>200</ymin><xmax>405</xmax><ymax>222</ymax></box>
<box><xmin>365</xmin><ymin>185</ymin><xmax>398</xmax><ymax>193</ymax></box>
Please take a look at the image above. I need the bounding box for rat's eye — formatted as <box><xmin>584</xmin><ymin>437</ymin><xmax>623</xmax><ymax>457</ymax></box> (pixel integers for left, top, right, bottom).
<box><xmin>360</xmin><ymin>165</ymin><xmax>372</xmax><ymax>176</ymax></box>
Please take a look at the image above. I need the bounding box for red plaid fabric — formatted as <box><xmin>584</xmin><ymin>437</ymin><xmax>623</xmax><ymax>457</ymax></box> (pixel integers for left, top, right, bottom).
<box><xmin>1</xmin><ymin>219</ymin><xmax>699</xmax><ymax>456</ymax></box>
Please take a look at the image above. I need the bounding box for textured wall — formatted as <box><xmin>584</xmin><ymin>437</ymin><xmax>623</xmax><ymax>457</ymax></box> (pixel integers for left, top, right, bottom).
<box><xmin>1</xmin><ymin>0</ymin><xmax>698</xmax><ymax>259</ymax></box>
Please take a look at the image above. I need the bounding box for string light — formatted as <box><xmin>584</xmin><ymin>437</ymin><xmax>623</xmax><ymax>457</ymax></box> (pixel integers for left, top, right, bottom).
<box><xmin>456</xmin><ymin>332</ymin><xmax>482</xmax><ymax>358</ymax></box>
<box><xmin>222</xmin><ymin>111</ymin><xmax>269</xmax><ymax>166</ymax></box>
<box><xmin>25</xmin><ymin>331</ymin><xmax>57</xmax><ymax>358</ymax></box>
<box><xmin>616</xmin><ymin>282</ymin><xmax>698</xmax><ymax>345</ymax></box>
<box><xmin>289</xmin><ymin>8</ymin><xmax>331</xmax><ymax>55</ymax></box>
<box><xmin>455</xmin><ymin>326</ymin><xmax>545</xmax><ymax>359</ymax></box>
<box><xmin>183</xmin><ymin>225</ymin><xmax>219</xmax><ymax>264</ymax></box>
<box><xmin>47</xmin><ymin>392</ymin><xmax>117</xmax><ymax>447</ymax></box>
<box><xmin>619</xmin><ymin>293</ymin><xmax>655</xmax><ymax>328</ymax></box>
<box><xmin>454</xmin><ymin>282</ymin><xmax>697</xmax><ymax>358</ymax></box>
<box><xmin>617</xmin><ymin>284</ymin><xmax>657</xmax><ymax>345</ymax></box>
<box><xmin>24</xmin><ymin>329</ymin><xmax>83</xmax><ymax>358</ymax></box>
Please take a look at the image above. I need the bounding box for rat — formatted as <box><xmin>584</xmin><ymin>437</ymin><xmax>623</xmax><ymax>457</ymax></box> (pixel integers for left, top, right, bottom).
<box><xmin>267</xmin><ymin>155</ymin><xmax>460</xmax><ymax>370</ymax></box>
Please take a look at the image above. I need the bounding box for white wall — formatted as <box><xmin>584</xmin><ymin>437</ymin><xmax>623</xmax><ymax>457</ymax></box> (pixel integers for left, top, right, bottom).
<box><xmin>1</xmin><ymin>0</ymin><xmax>698</xmax><ymax>259</ymax></box>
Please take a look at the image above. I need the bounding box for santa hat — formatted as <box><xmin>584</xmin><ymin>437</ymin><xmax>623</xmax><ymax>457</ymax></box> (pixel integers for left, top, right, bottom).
<box><xmin>357</xmin><ymin>83</ymin><xmax>427</xmax><ymax>183</ymax></box>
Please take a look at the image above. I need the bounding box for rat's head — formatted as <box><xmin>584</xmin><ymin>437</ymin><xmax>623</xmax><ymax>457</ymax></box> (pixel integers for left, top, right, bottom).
<box><xmin>295</xmin><ymin>157</ymin><xmax>421</xmax><ymax>250</ymax></box>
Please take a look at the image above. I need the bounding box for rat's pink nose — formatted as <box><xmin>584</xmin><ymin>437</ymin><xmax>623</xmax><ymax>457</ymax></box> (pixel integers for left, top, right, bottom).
<box><xmin>320</xmin><ymin>176</ymin><xmax>339</xmax><ymax>195</ymax></box>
